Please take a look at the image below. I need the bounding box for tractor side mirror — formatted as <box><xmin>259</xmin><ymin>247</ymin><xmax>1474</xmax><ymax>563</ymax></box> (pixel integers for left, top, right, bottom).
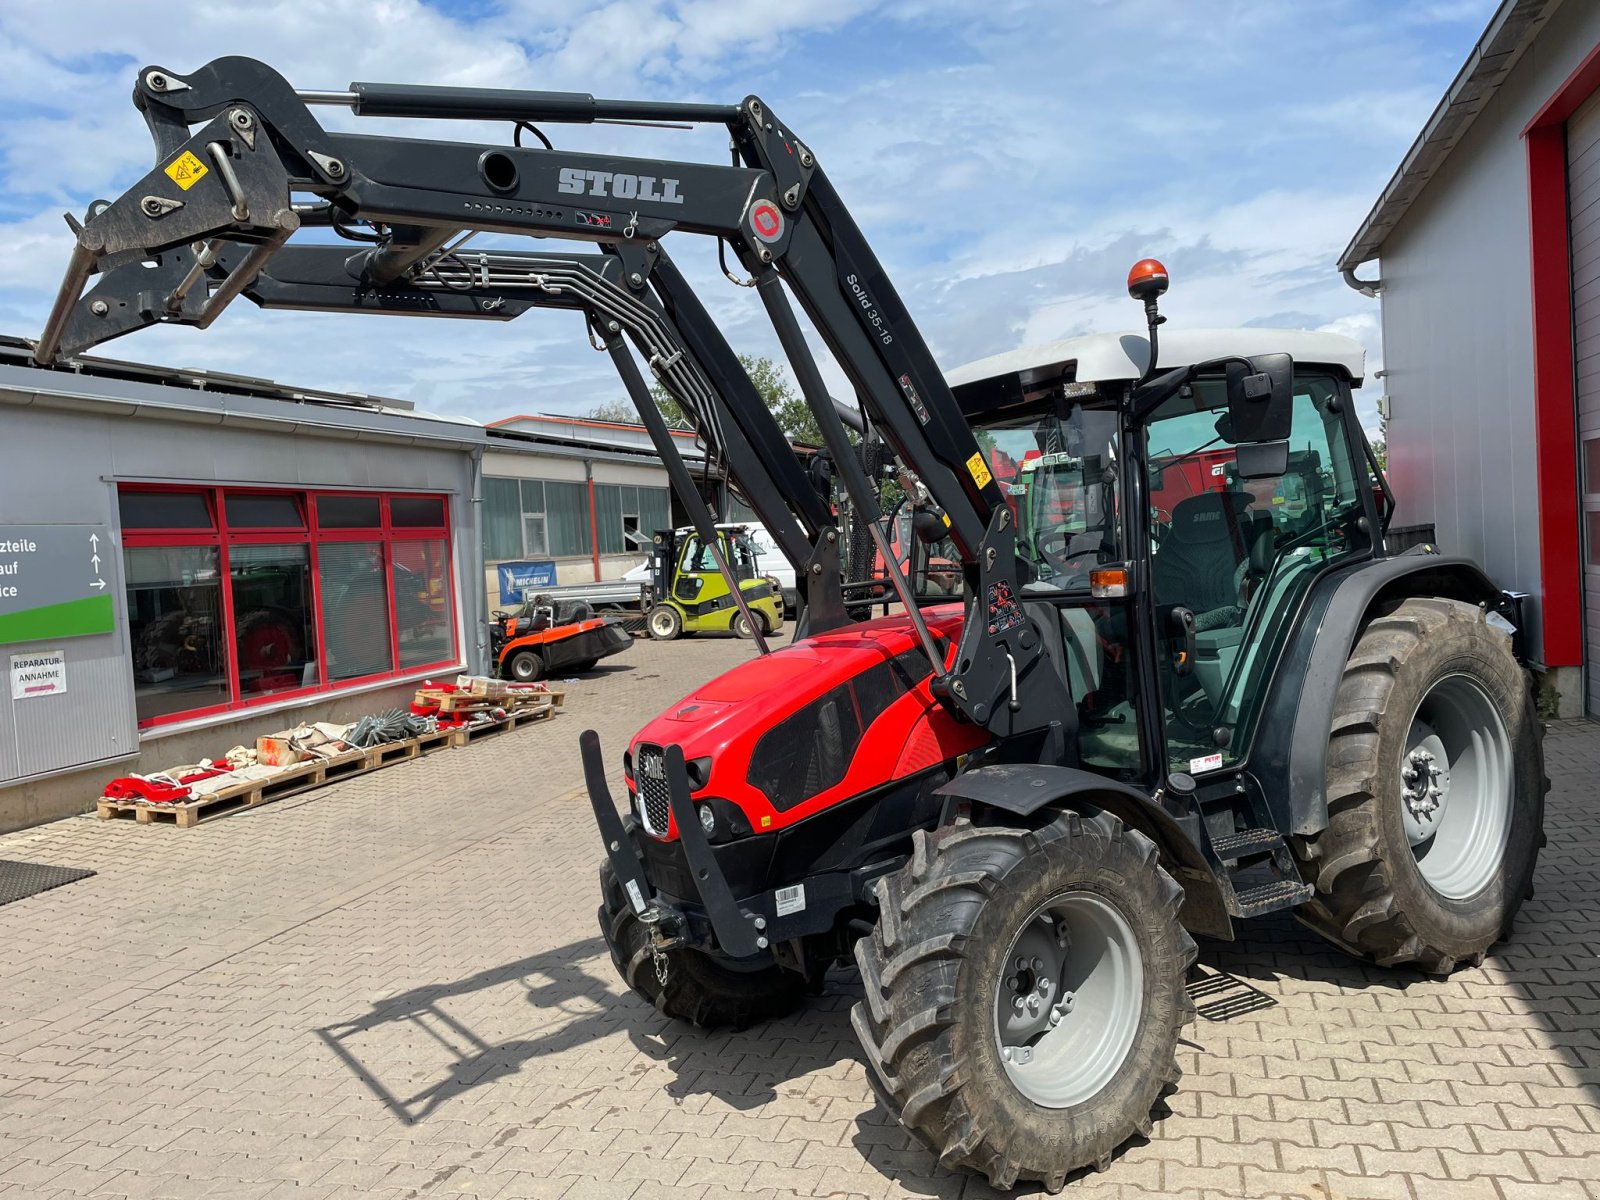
<box><xmin>1225</xmin><ymin>353</ymin><xmax>1294</xmax><ymax>443</ymax></box>
<box><xmin>1234</xmin><ymin>439</ymin><xmax>1290</xmax><ymax>479</ymax></box>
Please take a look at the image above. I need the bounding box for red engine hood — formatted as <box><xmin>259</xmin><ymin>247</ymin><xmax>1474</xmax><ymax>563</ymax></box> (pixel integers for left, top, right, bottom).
<box><xmin>635</xmin><ymin>604</ymin><xmax>965</xmax><ymax>754</ymax></box>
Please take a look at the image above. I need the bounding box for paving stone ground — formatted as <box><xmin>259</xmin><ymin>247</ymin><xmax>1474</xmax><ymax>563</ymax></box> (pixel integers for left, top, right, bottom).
<box><xmin>0</xmin><ymin>633</ymin><xmax>1597</xmax><ymax>1200</ymax></box>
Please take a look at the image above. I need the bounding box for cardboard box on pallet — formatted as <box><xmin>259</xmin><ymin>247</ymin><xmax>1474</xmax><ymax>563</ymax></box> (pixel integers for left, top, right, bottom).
<box><xmin>256</xmin><ymin>736</ymin><xmax>306</xmax><ymax>767</ymax></box>
<box><xmin>456</xmin><ymin>674</ymin><xmax>511</xmax><ymax>699</ymax></box>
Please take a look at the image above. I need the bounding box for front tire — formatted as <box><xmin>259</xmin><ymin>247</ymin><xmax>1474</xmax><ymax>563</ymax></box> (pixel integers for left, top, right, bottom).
<box><xmin>597</xmin><ymin>865</ymin><xmax>807</xmax><ymax>1029</ymax></box>
<box><xmin>1293</xmin><ymin>597</ymin><xmax>1544</xmax><ymax>972</ymax></box>
<box><xmin>647</xmin><ymin>604</ymin><xmax>683</xmax><ymax>641</ymax></box>
<box><xmin>852</xmin><ymin>812</ymin><xmax>1195</xmax><ymax>1191</ymax></box>
<box><xmin>506</xmin><ymin>649</ymin><xmax>544</xmax><ymax>682</ymax></box>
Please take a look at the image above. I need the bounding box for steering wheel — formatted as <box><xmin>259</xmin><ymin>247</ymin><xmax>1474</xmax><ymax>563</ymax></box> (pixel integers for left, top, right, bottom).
<box><xmin>1034</xmin><ymin>530</ymin><xmax>1100</xmax><ymax>586</ymax></box>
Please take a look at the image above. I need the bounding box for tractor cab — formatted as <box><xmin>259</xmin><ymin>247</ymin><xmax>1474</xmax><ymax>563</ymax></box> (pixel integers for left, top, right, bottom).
<box><xmin>949</xmin><ymin>321</ymin><xmax>1380</xmax><ymax>782</ymax></box>
<box><xmin>643</xmin><ymin>523</ymin><xmax>786</xmax><ymax>642</ymax></box>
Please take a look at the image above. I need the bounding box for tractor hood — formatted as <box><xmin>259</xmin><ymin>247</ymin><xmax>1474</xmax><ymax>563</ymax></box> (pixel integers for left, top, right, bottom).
<box><xmin>636</xmin><ymin>605</ymin><xmax>965</xmax><ymax>755</ymax></box>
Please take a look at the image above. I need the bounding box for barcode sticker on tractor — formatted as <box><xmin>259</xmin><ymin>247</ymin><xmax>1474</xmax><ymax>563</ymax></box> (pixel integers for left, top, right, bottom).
<box><xmin>624</xmin><ymin>879</ymin><xmax>647</xmax><ymax>915</ymax></box>
<box><xmin>164</xmin><ymin>150</ymin><xmax>209</xmax><ymax>191</ymax></box>
<box><xmin>966</xmin><ymin>451</ymin><xmax>994</xmax><ymax>489</ymax></box>
<box><xmin>1189</xmin><ymin>753</ymin><xmax>1224</xmax><ymax>775</ymax></box>
<box><xmin>775</xmin><ymin>883</ymin><xmax>806</xmax><ymax>917</ymax></box>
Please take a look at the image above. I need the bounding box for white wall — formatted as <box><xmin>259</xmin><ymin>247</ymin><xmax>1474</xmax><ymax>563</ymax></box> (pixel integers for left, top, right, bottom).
<box><xmin>1376</xmin><ymin>0</ymin><xmax>1600</xmax><ymax>666</ymax></box>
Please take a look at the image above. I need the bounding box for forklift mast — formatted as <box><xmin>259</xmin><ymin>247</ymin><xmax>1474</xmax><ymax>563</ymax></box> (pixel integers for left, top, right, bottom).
<box><xmin>34</xmin><ymin>56</ymin><xmax>1072</xmax><ymax>747</ymax></box>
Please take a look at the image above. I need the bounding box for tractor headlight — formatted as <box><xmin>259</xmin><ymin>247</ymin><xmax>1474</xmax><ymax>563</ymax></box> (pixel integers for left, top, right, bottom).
<box><xmin>698</xmin><ymin>804</ymin><xmax>717</xmax><ymax>837</ymax></box>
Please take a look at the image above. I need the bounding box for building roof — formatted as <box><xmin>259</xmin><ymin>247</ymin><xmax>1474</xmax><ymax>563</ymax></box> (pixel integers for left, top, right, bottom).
<box><xmin>1338</xmin><ymin>0</ymin><xmax>1559</xmax><ymax>279</ymax></box>
<box><xmin>0</xmin><ymin>334</ymin><xmax>483</xmax><ymax>445</ymax></box>
<box><xmin>945</xmin><ymin>327</ymin><xmax>1367</xmax><ymax>391</ymax></box>
<box><xmin>488</xmin><ymin>413</ymin><xmax>707</xmax><ymax>462</ymax></box>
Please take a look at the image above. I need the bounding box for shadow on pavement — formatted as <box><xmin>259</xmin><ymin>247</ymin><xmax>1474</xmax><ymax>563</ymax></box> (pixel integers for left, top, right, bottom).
<box><xmin>315</xmin><ymin>934</ymin><xmax>860</xmax><ymax>1126</ymax></box>
<box><xmin>317</xmin><ymin>724</ymin><xmax>1600</xmax><ymax>1191</ymax></box>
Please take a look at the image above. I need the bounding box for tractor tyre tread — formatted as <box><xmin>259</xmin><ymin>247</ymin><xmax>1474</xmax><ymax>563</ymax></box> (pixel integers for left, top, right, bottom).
<box><xmin>598</xmin><ymin>864</ymin><xmax>806</xmax><ymax>1030</ymax></box>
<box><xmin>1291</xmin><ymin>597</ymin><xmax>1545</xmax><ymax>974</ymax></box>
<box><xmin>852</xmin><ymin>812</ymin><xmax>1195</xmax><ymax>1192</ymax></box>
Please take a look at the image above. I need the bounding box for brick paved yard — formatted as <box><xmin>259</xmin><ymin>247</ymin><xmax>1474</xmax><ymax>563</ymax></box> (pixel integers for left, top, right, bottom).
<box><xmin>1</xmin><ymin>634</ymin><xmax>1597</xmax><ymax>1200</ymax></box>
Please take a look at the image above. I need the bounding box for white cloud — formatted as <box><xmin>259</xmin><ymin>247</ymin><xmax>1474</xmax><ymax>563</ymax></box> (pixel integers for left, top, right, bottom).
<box><xmin>0</xmin><ymin>0</ymin><xmax>1491</xmax><ymax>440</ymax></box>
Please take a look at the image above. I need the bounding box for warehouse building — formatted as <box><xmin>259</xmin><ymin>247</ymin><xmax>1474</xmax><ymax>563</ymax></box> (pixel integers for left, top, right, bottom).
<box><xmin>0</xmin><ymin>339</ymin><xmax>486</xmax><ymax>832</ymax></box>
<box><xmin>481</xmin><ymin>414</ymin><xmax>750</xmax><ymax>608</ymax></box>
<box><xmin>1339</xmin><ymin>0</ymin><xmax>1600</xmax><ymax>715</ymax></box>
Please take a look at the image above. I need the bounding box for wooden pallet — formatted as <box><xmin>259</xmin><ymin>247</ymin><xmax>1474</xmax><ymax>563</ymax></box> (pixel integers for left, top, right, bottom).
<box><xmin>97</xmin><ymin>748</ymin><xmax>370</xmax><ymax>828</ymax></box>
<box><xmin>444</xmin><ymin>700</ymin><xmax>555</xmax><ymax>745</ymax></box>
<box><xmin>92</xmin><ymin>705</ymin><xmax>544</xmax><ymax>829</ymax></box>
<box><xmin>415</xmin><ymin>686</ymin><xmax>565</xmax><ymax>714</ymax></box>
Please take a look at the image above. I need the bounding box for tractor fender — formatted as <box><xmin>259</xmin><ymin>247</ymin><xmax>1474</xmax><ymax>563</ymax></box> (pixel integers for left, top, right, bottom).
<box><xmin>935</xmin><ymin>764</ymin><xmax>1233</xmax><ymax>939</ymax></box>
<box><xmin>1251</xmin><ymin>553</ymin><xmax>1503</xmax><ymax>838</ymax></box>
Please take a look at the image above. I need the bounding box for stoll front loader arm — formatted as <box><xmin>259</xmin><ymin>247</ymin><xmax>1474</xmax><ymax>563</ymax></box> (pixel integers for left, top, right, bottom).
<box><xmin>34</xmin><ymin>55</ymin><xmax>1074</xmax><ymax>752</ymax></box>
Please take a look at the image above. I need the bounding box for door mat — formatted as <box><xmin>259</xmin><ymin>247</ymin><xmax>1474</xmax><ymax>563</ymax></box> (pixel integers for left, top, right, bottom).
<box><xmin>0</xmin><ymin>860</ymin><xmax>96</xmax><ymax>908</ymax></box>
<box><xmin>1185</xmin><ymin>965</ymin><xmax>1278</xmax><ymax>1022</ymax></box>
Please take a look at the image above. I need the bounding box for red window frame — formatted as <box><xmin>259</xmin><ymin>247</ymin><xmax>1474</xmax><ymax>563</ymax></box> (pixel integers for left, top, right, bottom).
<box><xmin>120</xmin><ymin>484</ymin><xmax>459</xmax><ymax>729</ymax></box>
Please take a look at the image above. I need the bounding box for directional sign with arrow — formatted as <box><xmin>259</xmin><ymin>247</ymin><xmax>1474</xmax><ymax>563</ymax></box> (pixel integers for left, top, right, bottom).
<box><xmin>0</xmin><ymin>524</ymin><xmax>116</xmax><ymax>645</ymax></box>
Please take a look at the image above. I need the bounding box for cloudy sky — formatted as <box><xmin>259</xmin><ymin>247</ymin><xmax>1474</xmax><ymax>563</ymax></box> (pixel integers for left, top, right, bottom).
<box><xmin>1</xmin><ymin>0</ymin><xmax>1493</xmax><ymax>431</ymax></box>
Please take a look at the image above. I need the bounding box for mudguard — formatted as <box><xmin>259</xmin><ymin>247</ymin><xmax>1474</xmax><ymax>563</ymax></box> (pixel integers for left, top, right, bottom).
<box><xmin>934</xmin><ymin>764</ymin><xmax>1232</xmax><ymax>939</ymax></box>
<box><xmin>1249</xmin><ymin>553</ymin><xmax>1502</xmax><ymax>838</ymax></box>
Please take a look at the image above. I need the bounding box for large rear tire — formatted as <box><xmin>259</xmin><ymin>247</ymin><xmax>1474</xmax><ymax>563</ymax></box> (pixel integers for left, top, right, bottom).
<box><xmin>1292</xmin><ymin>597</ymin><xmax>1544</xmax><ymax>972</ymax></box>
<box><xmin>852</xmin><ymin>812</ymin><xmax>1195</xmax><ymax>1192</ymax></box>
<box><xmin>598</xmin><ymin>865</ymin><xmax>808</xmax><ymax>1029</ymax></box>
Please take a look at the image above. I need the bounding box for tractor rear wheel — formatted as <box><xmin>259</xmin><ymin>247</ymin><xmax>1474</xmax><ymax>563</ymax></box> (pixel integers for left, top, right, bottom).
<box><xmin>852</xmin><ymin>812</ymin><xmax>1194</xmax><ymax>1191</ymax></box>
<box><xmin>1293</xmin><ymin>597</ymin><xmax>1544</xmax><ymax>973</ymax></box>
<box><xmin>598</xmin><ymin>865</ymin><xmax>807</xmax><ymax>1029</ymax></box>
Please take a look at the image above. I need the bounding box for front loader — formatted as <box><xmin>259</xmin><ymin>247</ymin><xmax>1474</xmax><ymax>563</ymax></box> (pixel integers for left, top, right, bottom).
<box><xmin>34</xmin><ymin>59</ymin><xmax>1544</xmax><ymax>1192</ymax></box>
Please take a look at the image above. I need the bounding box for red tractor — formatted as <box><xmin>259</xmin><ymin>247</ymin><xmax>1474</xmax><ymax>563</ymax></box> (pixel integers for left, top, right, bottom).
<box><xmin>42</xmin><ymin>65</ymin><xmax>1542</xmax><ymax>1192</ymax></box>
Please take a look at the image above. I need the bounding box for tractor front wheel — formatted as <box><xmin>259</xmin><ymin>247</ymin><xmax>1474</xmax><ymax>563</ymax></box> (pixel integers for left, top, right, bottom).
<box><xmin>647</xmin><ymin>605</ymin><xmax>683</xmax><ymax>641</ymax></box>
<box><xmin>507</xmin><ymin>649</ymin><xmax>544</xmax><ymax>682</ymax></box>
<box><xmin>598</xmin><ymin>865</ymin><xmax>807</xmax><ymax>1029</ymax></box>
<box><xmin>852</xmin><ymin>811</ymin><xmax>1195</xmax><ymax>1191</ymax></box>
<box><xmin>1293</xmin><ymin>597</ymin><xmax>1544</xmax><ymax>972</ymax></box>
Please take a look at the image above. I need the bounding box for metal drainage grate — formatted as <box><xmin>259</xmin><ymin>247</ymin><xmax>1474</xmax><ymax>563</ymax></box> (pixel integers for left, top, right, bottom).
<box><xmin>0</xmin><ymin>860</ymin><xmax>95</xmax><ymax>909</ymax></box>
<box><xmin>1185</xmin><ymin>966</ymin><xmax>1278</xmax><ymax>1022</ymax></box>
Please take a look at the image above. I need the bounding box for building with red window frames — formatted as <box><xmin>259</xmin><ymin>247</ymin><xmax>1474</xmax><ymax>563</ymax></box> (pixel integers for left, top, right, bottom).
<box><xmin>1340</xmin><ymin>0</ymin><xmax>1600</xmax><ymax>715</ymax></box>
<box><xmin>0</xmin><ymin>338</ymin><xmax>487</xmax><ymax>832</ymax></box>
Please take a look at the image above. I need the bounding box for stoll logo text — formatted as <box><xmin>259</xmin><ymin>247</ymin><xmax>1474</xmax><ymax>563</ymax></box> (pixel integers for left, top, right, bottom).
<box><xmin>557</xmin><ymin>168</ymin><xmax>684</xmax><ymax>204</ymax></box>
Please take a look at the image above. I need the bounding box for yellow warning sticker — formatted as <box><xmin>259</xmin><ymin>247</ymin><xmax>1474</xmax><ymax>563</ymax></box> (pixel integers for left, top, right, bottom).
<box><xmin>941</xmin><ymin>512</ymin><xmax>952</xmax><ymax>528</ymax></box>
<box><xmin>966</xmin><ymin>451</ymin><xmax>994</xmax><ymax>490</ymax></box>
<box><xmin>164</xmin><ymin>150</ymin><xmax>209</xmax><ymax>191</ymax></box>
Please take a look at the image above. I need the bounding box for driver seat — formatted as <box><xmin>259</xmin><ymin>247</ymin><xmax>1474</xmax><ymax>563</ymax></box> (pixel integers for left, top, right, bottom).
<box><xmin>1153</xmin><ymin>493</ymin><xmax>1256</xmax><ymax>612</ymax></box>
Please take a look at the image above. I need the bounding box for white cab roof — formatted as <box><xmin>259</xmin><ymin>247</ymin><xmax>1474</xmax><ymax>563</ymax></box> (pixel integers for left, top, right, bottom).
<box><xmin>946</xmin><ymin>327</ymin><xmax>1366</xmax><ymax>391</ymax></box>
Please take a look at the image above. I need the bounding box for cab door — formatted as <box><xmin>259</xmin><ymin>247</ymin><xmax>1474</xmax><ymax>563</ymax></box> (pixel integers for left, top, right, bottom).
<box><xmin>673</xmin><ymin>534</ymin><xmax>717</xmax><ymax>605</ymax></box>
<box><xmin>1141</xmin><ymin>371</ymin><xmax>1374</xmax><ymax>777</ymax></box>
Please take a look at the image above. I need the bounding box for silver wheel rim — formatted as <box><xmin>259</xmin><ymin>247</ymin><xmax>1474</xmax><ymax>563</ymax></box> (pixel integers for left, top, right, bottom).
<box><xmin>650</xmin><ymin>611</ymin><xmax>676</xmax><ymax>637</ymax></box>
<box><xmin>1401</xmin><ymin>673</ymin><xmax>1513</xmax><ymax>900</ymax></box>
<box><xmin>993</xmin><ymin>891</ymin><xmax>1143</xmax><ymax>1109</ymax></box>
<box><xmin>512</xmin><ymin>657</ymin><xmax>536</xmax><ymax>680</ymax></box>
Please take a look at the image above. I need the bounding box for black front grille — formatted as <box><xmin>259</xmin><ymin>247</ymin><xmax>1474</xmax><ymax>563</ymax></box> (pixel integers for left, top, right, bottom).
<box><xmin>634</xmin><ymin>743</ymin><xmax>671</xmax><ymax>835</ymax></box>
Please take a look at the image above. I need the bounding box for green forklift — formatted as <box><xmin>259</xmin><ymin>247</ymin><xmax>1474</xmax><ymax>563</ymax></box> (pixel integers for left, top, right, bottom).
<box><xmin>643</xmin><ymin>524</ymin><xmax>785</xmax><ymax>641</ymax></box>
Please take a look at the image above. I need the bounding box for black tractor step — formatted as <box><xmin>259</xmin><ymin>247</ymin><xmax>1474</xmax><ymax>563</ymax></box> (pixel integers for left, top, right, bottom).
<box><xmin>1229</xmin><ymin>877</ymin><xmax>1315</xmax><ymax>918</ymax></box>
<box><xmin>1211</xmin><ymin>827</ymin><xmax>1285</xmax><ymax>860</ymax></box>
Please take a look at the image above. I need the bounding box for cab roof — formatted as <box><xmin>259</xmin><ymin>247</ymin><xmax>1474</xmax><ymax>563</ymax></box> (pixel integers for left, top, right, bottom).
<box><xmin>946</xmin><ymin>327</ymin><xmax>1366</xmax><ymax>393</ymax></box>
